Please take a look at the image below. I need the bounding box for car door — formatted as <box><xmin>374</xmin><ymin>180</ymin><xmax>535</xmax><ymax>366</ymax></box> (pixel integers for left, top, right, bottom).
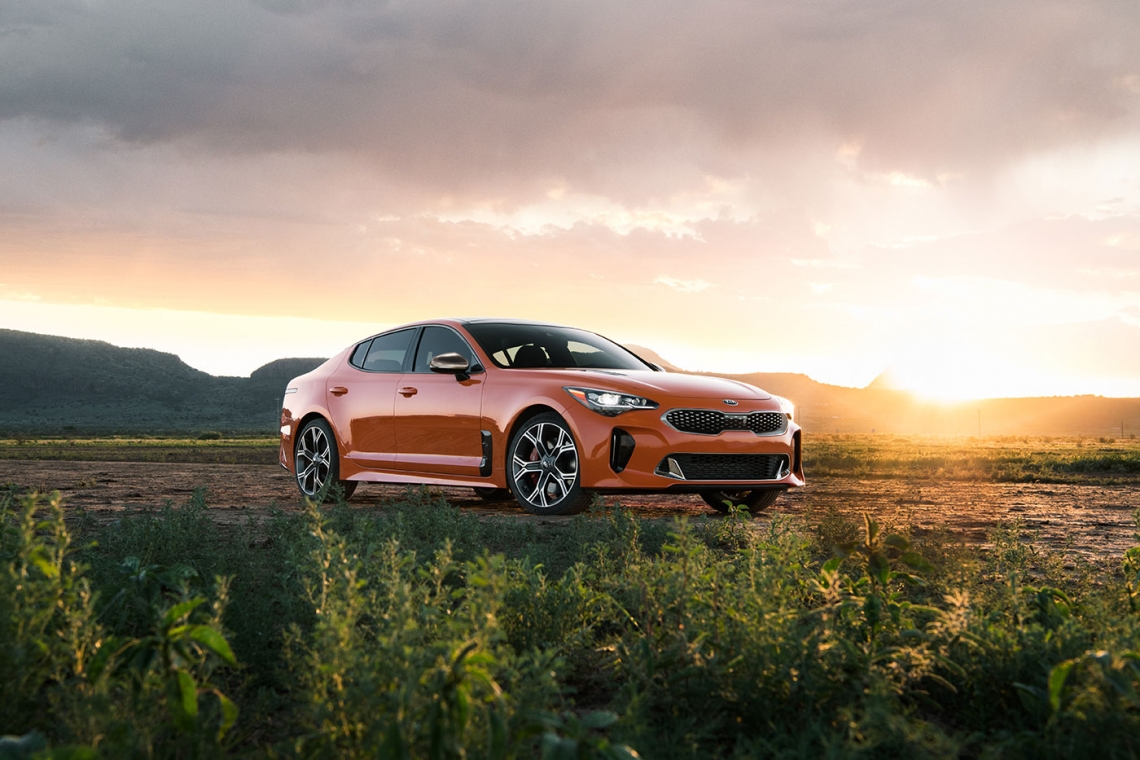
<box><xmin>393</xmin><ymin>325</ymin><xmax>486</xmax><ymax>476</ymax></box>
<box><xmin>325</xmin><ymin>328</ymin><xmax>416</xmax><ymax>468</ymax></box>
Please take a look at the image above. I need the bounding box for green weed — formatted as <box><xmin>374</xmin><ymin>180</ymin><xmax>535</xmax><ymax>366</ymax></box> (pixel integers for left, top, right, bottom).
<box><xmin>4</xmin><ymin>487</ymin><xmax>1140</xmax><ymax>757</ymax></box>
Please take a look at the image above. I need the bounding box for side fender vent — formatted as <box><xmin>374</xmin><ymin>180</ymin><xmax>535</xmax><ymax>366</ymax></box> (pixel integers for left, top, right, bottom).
<box><xmin>610</xmin><ymin>429</ymin><xmax>636</xmax><ymax>473</ymax></box>
<box><xmin>480</xmin><ymin>431</ymin><xmax>493</xmax><ymax>477</ymax></box>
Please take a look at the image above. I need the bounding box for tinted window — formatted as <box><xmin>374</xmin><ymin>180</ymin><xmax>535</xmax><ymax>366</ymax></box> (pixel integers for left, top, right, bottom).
<box><xmin>361</xmin><ymin>329</ymin><xmax>414</xmax><ymax>372</ymax></box>
<box><xmin>465</xmin><ymin>323</ymin><xmax>652</xmax><ymax>370</ymax></box>
<box><xmin>349</xmin><ymin>340</ymin><xmax>372</xmax><ymax>369</ymax></box>
<box><xmin>413</xmin><ymin>326</ymin><xmax>479</xmax><ymax>373</ymax></box>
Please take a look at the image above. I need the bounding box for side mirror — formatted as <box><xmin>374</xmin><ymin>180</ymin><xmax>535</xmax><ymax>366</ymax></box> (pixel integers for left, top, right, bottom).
<box><xmin>430</xmin><ymin>352</ymin><xmax>471</xmax><ymax>381</ymax></box>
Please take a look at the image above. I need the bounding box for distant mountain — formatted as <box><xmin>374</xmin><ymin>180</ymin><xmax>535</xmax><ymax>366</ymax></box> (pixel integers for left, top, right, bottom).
<box><xmin>0</xmin><ymin>329</ymin><xmax>212</xmax><ymax>407</ymax></box>
<box><xmin>249</xmin><ymin>358</ymin><xmax>327</xmax><ymax>386</ymax></box>
<box><xmin>246</xmin><ymin>360</ymin><xmax>326</xmax><ymax>389</ymax></box>
<box><xmin>1</xmin><ymin>328</ymin><xmax>1138</xmax><ymax>436</ymax></box>
<box><xmin>0</xmin><ymin>329</ymin><xmax>321</xmax><ymax>434</ymax></box>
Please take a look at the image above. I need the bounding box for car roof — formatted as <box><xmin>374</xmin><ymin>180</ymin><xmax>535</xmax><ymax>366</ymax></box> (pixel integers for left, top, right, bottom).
<box><xmin>359</xmin><ymin>318</ymin><xmax>579</xmax><ymax>341</ymax></box>
<box><xmin>454</xmin><ymin>317</ymin><xmax>568</xmax><ymax>327</ymax></box>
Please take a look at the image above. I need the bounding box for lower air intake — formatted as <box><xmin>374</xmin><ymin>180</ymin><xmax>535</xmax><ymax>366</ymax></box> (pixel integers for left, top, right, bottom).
<box><xmin>655</xmin><ymin>453</ymin><xmax>789</xmax><ymax>481</ymax></box>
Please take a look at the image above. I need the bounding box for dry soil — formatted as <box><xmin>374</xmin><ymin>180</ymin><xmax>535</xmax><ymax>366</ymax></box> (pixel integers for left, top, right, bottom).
<box><xmin>4</xmin><ymin>459</ymin><xmax>1138</xmax><ymax>557</ymax></box>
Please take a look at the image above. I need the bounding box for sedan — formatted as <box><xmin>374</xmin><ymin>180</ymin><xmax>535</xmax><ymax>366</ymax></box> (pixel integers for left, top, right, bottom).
<box><xmin>280</xmin><ymin>319</ymin><xmax>803</xmax><ymax>515</ymax></box>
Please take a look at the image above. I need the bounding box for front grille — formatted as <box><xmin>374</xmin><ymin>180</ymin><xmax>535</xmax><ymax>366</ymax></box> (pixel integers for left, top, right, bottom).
<box><xmin>664</xmin><ymin>409</ymin><xmax>787</xmax><ymax>436</ymax></box>
<box><xmin>656</xmin><ymin>453</ymin><xmax>789</xmax><ymax>481</ymax></box>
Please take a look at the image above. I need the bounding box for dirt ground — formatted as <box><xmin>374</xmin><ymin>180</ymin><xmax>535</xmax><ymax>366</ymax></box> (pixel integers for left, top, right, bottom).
<box><xmin>3</xmin><ymin>459</ymin><xmax>1138</xmax><ymax>557</ymax></box>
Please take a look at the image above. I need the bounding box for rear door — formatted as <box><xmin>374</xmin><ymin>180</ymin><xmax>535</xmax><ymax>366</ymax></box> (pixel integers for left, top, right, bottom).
<box><xmin>393</xmin><ymin>325</ymin><xmax>486</xmax><ymax>476</ymax></box>
<box><xmin>325</xmin><ymin>328</ymin><xmax>417</xmax><ymax>468</ymax></box>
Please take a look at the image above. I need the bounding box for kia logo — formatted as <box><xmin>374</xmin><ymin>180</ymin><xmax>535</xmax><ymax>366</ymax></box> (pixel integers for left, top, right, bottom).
<box><xmin>723</xmin><ymin>399</ymin><xmax>738</xmax><ymax>406</ymax></box>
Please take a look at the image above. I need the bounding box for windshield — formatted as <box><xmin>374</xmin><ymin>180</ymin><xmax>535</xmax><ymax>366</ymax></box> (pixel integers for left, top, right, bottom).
<box><xmin>464</xmin><ymin>323</ymin><xmax>654</xmax><ymax>371</ymax></box>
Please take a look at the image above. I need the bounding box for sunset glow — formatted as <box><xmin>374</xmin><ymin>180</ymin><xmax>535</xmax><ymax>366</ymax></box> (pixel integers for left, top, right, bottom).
<box><xmin>1</xmin><ymin>1</ymin><xmax>1138</xmax><ymax>398</ymax></box>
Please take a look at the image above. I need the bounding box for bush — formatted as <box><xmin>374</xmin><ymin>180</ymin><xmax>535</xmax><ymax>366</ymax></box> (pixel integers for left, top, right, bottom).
<box><xmin>1</xmin><ymin>489</ymin><xmax>239</xmax><ymax>756</ymax></box>
<box><xmin>4</xmin><ymin>487</ymin><xmax>1140</xmax><ymax>757</ymax></box>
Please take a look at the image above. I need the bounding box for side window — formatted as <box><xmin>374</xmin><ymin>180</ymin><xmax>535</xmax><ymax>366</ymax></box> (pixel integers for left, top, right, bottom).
<box><xmin>349</xmin><ymin>340</ymin><xmax>372</xmax><ymax>369</ymax></box>
<box><xmin>361</xmin><ymin>329</ymin><xmax>414</xmax><ymax>372</ymax></box>
<box><xmin>413</xmin><ymin>326</ymin><xmax>478</xmax><ymax>373</ymax></box>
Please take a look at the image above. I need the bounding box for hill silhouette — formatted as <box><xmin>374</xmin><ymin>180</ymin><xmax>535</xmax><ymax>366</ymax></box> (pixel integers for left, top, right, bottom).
<box><xmin>0</xmin><ymin>329</ymin><xmax>1137</xmax><ymax>436</ymax></box>
<box><xmin>0</xmin><ymin>329</ymin><xmax>323</xmax><ymax>434</ymax></box>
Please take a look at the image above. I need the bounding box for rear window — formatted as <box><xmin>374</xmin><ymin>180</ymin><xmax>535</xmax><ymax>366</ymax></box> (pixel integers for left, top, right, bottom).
<box><xmin>355</xmin><ymin>329</ymin><xmax>415</xmax><ymax>373</ymax></box>
<box><xmin>349</xmin><ymin>340</ymin><xmax>372</xmax><ymax>368</ymax></box>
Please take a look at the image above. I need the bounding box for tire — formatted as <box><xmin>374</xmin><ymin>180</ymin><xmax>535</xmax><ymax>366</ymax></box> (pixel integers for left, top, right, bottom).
<box><xmin>700</xmin><ymin>489</ymin><xmax>782</xmax><ymax>515</ymax></box>
<box><xmin>508</xmin><ymin>412</ymin><xmax>592</xmax><ymax>515</ymax></box>
<box><xmin>294</xmin><ymin>418</ymin><xmax>357</xmax><ymax>500</ymax></box>
<box><xmin>473</xmin><ymin>487</ymin><xmax>512</xmax><ymax>501</ymax></box>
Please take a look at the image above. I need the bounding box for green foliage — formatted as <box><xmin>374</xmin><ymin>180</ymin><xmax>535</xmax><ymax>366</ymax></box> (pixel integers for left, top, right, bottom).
<box><xmin>1127</xmin><ymin>510</ymin><xmax>1140</xmax><ymax>613</ymax></box>
<box><xmin>6</xmin><ymin>486</ymin><xmax>1140</xmax><ymax>757</ymax></box>
<box><xmin>538</xmin><ymin>711</ymin><xmax>640</xmax><ymax>760</ymax></box>
<box><xmin>281</xmin><ymin>502</ymin><xmax>574</xmax><ymax>757</ymax></box>
<box><xmin>113</xmin><ymin>590</ymin><xmax>239</xmax><ymax>740</ymax></box>
<box><xmin>0</xmin><ymin>491</ymin><xmax>101</xmax><ymax>732</ymax></box>
<box><xmin>1</xmin><ymin>489</ymin><xmax>239</xmax><ymax>756</ymax></box>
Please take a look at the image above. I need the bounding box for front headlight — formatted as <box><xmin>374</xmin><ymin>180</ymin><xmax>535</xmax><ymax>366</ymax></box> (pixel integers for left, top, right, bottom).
<box><xmin>773</xmin><ymin>395</ymin><xmax>795</xmax><ymax>421</ymax></box>
<box><xmin>564</xmin><ymin>387</ymin><xmax>659</xmax><ymax>416</ymax></box>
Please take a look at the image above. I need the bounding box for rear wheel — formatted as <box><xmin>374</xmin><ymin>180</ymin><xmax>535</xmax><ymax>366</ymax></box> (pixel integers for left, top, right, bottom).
<box><xmin>294</xmin><ymin>418</ymin><xmax>356</xmax><ymax>500</ymax></box>
<box><xmin>700</xmin><ymin>489</ymin><xmax>782</xmax><ymax>515</ymax></box>
<box><xmin>508</xmin><ymin>412</ymin><xmax>592</xmax><ymax>515</ymax></box>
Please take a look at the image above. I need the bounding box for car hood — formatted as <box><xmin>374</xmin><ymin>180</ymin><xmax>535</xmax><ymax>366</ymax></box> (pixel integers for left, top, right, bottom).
<box><xmin>539</xmin><ymin>368</ymin><xmax>772</xmax><ymax>400</ymax></box>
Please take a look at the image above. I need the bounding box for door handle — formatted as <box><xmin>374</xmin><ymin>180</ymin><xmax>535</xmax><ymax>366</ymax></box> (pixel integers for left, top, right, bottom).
<box><xmin>399</xmin><ymin>386</ymin><xmax>418</xmax><ymax>397</ymax></box>
<box><xmin>330</xmin><ymin>386</ymin><xmax>349</xmax><ymax>396</ymax></box>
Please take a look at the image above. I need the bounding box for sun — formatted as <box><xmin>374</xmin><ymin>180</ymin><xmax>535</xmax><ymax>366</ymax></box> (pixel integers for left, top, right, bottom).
<box><xmin>872</xmin><ymin>346</ymin><xmax>1036</xmax><ymax>402</ymax></box>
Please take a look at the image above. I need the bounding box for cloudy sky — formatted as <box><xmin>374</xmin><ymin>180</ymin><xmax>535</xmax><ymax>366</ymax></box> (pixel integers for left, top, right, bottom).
<box><xmin>2</xmin><ymin>0</ymin><xmax>1139</xmax><ymax>399</ymax></box>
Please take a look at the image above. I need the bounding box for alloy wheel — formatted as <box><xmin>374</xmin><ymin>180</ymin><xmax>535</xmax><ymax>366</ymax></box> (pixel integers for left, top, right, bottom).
<box><xmin>295</xmin><ymin>424</ymin><xmax>332</xmax><ymax>496</ymax></box>
<box><xmin>511</xmin><ymin>421</ymin><xmax>579</xmax><ymax>510</ymax></box>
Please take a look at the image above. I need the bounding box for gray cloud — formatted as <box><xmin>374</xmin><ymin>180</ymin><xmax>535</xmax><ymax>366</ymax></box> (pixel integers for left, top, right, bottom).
<box><xmin>3</xmin><ymin>0</ymin><xmax>1140</xmax><ymax>395</ymax></box>
<box><xmin>3</xmin><ymin>0</ymin><xmax>1138</xmax><ymax>204</ymax></box>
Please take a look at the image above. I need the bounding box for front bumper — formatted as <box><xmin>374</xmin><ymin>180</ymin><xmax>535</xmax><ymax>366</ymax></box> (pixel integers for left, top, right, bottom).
<box><xmin>567</xmin><ymin>400</ymin><xmax>804</xmax><ymax>492</ymax></box>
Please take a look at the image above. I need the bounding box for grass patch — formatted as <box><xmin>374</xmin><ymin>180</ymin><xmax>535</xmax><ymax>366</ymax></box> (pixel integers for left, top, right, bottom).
<box><xmin>4</xmin><ymin>484</ymin><xmax>1140</xmax><ymax>757</ymax></box>
<box><xmin>0</xmin><ymin>435</ymin><xmax>278</xmax><ymax>465</ymax></box>
<box><xmin>804</xmin><ymin>434</ymin><xmax>1140</xmax><ymax>484</ymax></box>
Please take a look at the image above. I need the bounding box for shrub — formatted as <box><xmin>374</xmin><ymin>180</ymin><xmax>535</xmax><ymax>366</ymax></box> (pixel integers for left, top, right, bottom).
<box><xmin>7</xmin><ymin>487</ymin><xmax>1140</xmax><ymax>757</ymax></box>
<box><xmin>1</xmin><ymin>489</ymin><xmax>239</xmax><ymax>756</ymax></box>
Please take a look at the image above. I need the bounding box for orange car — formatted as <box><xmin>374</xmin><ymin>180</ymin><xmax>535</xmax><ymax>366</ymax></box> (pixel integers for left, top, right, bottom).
<box><xmin>280</xmin><ymin>319</ymin><xmax>803</xmax><ymax>515</ymax></box>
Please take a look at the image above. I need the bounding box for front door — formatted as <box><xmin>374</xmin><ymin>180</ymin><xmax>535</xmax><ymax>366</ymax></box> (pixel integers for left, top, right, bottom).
<box><xmin>393</xmin><ymin>325</ymin><xmax>485</xmax><ymax>476</ymax></box>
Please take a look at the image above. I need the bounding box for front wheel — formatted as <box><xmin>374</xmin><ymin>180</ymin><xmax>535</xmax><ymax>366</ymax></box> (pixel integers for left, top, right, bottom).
<box><xmin>294</xmin><ymin>418</ymin><xmax>357</xmax><ymax>500</ymax></box>
<box><xmin>700</xmin><ymin>489</ymin><xmax>782</xmax><ymax>515</ymax></box>
<box><xmin>508</xmin><ymin>413</ymin><xmax>592</xmax><ymax>515</ymax></box>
